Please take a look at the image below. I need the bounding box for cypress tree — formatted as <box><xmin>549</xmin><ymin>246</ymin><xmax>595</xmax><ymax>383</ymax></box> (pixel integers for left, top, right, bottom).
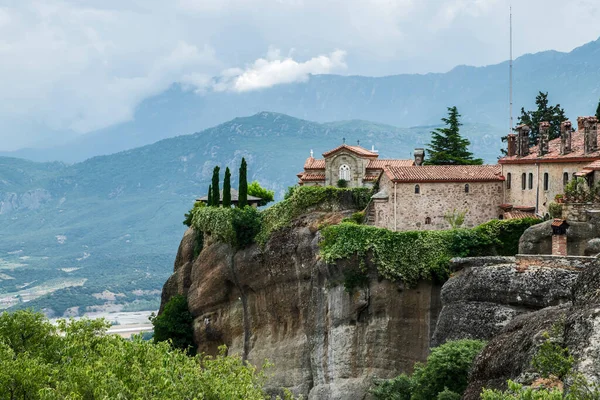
<box><xmin>223</xmin><ymin>167</ymin><xmax>232</xmax><ymax>208</ymax></box>
<box><xmin>211</xmin><ymin>166</ymin><xmax>220</xmax><ymax>207</ymax></box>
<box><xmin>426</xmin><ymin>106</ymin><xmax>482</xmax><ymax>165</ymax></box>
<box><xmin>596</xmin><ymin>98</ymin><xmax>600</xmax><ymax>120</ymax></box>
<box><xmin>207</xmin><ymin>185</ymin><xmax>213</xmax><ymax>207</ymax></box>
<box><xmin>238</xmin><ymin>158</ymin><xmax>248</xmax><ymax>208</ymax></box>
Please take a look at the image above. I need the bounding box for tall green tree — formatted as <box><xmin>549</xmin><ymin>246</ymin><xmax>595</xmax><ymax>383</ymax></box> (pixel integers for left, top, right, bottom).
<box><xmin>425</xmin><ymin>106</ymin><xmax>482</xmax><ymax>165</ymax></box>
<box><xmin>223</xmin><ymin>167</ymin><xmax>232</xmax><ymax>208</ymax></box>
<box><xmin>596</xmin><ymin>98</ymin><xmax>600</xmax><ymax>120</ymax></box>
<box><xmin>207</xmin><ymin>185</ymin><xmax>213</xmax><ymax>207</ymax></box>
<box><xmin>151</xmin><ymin>295</ymin><xmax>195</xmax><ymax>354</ymax></box>
<box><xmin>518</xmin><ymin>91</ymin><xmax>567</xmax><ymax>144</ymax></box>
<box><xmin>238</xmin><ymin>158</ymin><xmax>248</xmax><ymax>208</ymax></box>
<box><xmin>211</xmin><ymin>166</ymin><xmax>220</xmax><ymax>207</ymax></box>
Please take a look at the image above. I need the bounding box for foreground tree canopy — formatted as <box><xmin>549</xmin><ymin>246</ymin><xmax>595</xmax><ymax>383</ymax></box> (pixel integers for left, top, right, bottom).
<box><xmin>0</xmin><ymin>310</ymin><xmax>283</xmax><ymax>399</ymax></box>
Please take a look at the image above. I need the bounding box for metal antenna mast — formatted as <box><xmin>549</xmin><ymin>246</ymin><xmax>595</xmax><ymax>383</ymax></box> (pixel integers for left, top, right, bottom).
<box><xmin>509</xmin><ymin>5</ymin><xmax>513</xmax><ymax>133</ymax></box>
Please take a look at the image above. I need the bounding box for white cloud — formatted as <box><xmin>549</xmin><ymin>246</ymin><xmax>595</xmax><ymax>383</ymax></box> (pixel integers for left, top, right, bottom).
<box><xmin>1</xmin><ymin>0</ymin><xmax>600</xmax><ymax>150</ymax></box>
<box><xmin>200</xmin><ymin>49</ymin><xmax>347</xmax><ymax>93</ymax></box>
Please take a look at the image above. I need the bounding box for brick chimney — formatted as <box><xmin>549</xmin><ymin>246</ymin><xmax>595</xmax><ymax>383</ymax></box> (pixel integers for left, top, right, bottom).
<box><xmin>551</xmin><ymin>219</ymin><xmax>569</xmax><ymax>256</ymax></box>
<box><xmin>579</xmin><ymin>116</ymin><xmax>599</xmax><ymax>154</ymax></box>
<box><xmin>538</xmin><ymin>121</ymin><xmax>550</xmax><ymax>156</ymax></box>
<box><xmin>507</xmin><ymin>134</ymin><xmax>517</xmax><ymax>157</ymax></box>
<box><xmin>560</xmin><ymin>121</ymin><xmax>572</xmax><ymax>155</ymax></box>
<box><xmin>414</xmin><ymin>148</ymin><xmax>424</xmax><ymax>166</ymax></box>
<box><xmin>516</xmin><ymin>124</ymin><xmax>530</xmax><ymax>157</ymax></box>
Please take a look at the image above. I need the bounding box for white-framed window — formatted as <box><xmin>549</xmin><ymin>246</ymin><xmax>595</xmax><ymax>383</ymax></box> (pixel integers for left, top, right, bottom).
<box><xmin>339</xmin><ymin>164</ymin><xmax>351</xmax><ymax>181</ymax></box>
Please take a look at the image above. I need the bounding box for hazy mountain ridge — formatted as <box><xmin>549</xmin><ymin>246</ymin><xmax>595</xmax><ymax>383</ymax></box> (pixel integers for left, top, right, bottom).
<box><xmin>3</xmin><ymin>37</ymin><xmax>600</xmax><ymax>163</ymax></box>
<box><xmin>0</xmin><ymin>112</ymin><xmax>499</xmax><ymax>314</ymax></box>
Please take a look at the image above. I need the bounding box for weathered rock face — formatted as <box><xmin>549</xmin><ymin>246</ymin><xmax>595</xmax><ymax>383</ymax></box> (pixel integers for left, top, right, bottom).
<box><xmin>161</xmin><ymin>212</ymin><xmax>442</xmax><ymax>399</ymax></box>
<box><xmin>431</xmin><ymin>257</ymin><xmax>579</xmax><ymax>347</ymax></box>
<box><xmin>463</xmin><ymin>259</ymin><xmax>600</xmax><ymax>399</ymax></box>
<box><xmin>0</xmin><ymin>189</ymin><xmax>52</xmax><ymax>215</ymax></box>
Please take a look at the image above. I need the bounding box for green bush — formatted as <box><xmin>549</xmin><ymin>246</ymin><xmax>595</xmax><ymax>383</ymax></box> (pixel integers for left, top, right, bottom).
<box><xmin>183</xmin><ymin>201</ymin><xmax>205</xmax><ymax>227</ymax></box>
<box><xmin>370</xmin><ymin>374</ymin><xmax>412</xmax><ymax>400</ymax></box>
<box><xmin>437</xmin><ymin>388</ymin><xmax>462</xmax><ymax>400</ymax></box>
<box><xmin>342</xmin><ymin>265</ymin><xmax>369</xmax><ymax>292</ymax></box>
<box><xmin>337</xmin><ymin>179</ymin><xmax>348</xmax><ymax>188</ymax></box>
<box><xmin>410</xmin><ymin>339</ymin><xmax>486</xmax><ymax>400</ymax></box>
<box><xmin>370</xmin><ymin>340</ymin><xmax>485</xmax><ymax>400</ymax></box>
<box><xmin>342</xmin><ymin>211</ymin><xmax>365</xmax><ymax>224</ymax></box>
<box><xmin>150</xmin><ymin>295</ymin><xmax>195</xmax><ymax>355</ymax></box>
<box><xmin>257</xmin><ymin>186</ymin><xmax>372</xmax><ymax>244</ymax></box>
<box><xmin>248</xmin><ymin>181</ymin><xmax>275</xmax><ymax>206</ymax></box>
<box><xmin>319</xmin><ymin>218</ymin><xmax>540</xmax><ymax>286</ymax></box>
<box><xmin>481</xmin><ymin>381</ymin><xmax>563</xmax><ymax>400</ymax></box>
<box><xmin>232</xmin><ymin>206</ymin><xmax>262</xmax><ymax>249</ymax></box>
<box><xmin>548</xmin><ymin>202</ymin><xmax>563</xmax><ymax>219</ymax></box>
<box><xmin>284</xmin><ymin>185</ymin><xmax>298</xmax><ymax>200</ymax></box>
<box><xmin>0</xmin><ymin>310</ymin><xmax>276</xmax><ymax>399</ymax></box>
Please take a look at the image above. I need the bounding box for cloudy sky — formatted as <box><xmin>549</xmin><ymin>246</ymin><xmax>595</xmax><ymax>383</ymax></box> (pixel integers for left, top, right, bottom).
<box><xmin>1</xmin><ymin>0</ymin><xmax>600</xmax><ymax>150</ymax></box>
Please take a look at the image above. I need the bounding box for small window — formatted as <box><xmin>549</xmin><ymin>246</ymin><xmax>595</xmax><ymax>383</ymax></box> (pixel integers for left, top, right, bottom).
<box><xmin>521</xmin><ymin>173</ymin><xmax>526</xmax><ymax>190</ymax></box>
<box><xmin>415</xmin><ymin>184</ymin><xmax>420</xmax><ymax>194</ymax></box>
<box><xmin>543</xmin><ymin>173</ymin><xmax>549</xmax><ymax>191</ymax></box>
<box><xmin>563</xmin><ymin>172</ymin><xmax>569</xmax><ymax>186</ymax></box>
<box><xmin>464</xmin><ymin>184</ymin><xmax>470</xmax><ymax>193</ymax></box>
<box><xmin>528</xmin><ymin>173</ymin><xmax>533</xmax><ymax>190</ymax></box>
<box><xmin>499</xmin><ymin>214</ymin><xmax>504</xmax><ymax>220</ymax></box>
<box><xmin>425</xmin><ymin>217</ymin><xmax>431</xmax><ymax>225</ymax></box>
<box><xmin>506</xmin><ymin>173</ymin><xmax>511</xmax><ymax>189</ymax></box>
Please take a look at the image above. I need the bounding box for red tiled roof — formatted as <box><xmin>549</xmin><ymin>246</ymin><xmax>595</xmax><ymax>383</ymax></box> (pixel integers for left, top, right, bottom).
<box><xmin>551</xmin><ymin>218</ymin><xmax>568</xmax><ymax>227</ymax></box>
<box><xmin>383</xmin><ymin>165</ymin><xmax>504</xmax><ymax>183</ymax></box>
<box><xmin>298</xmin><ymin>173</ymin><xmax>326</xmax><ymax>182</ymax></box>
<box><xmin>304</xmin><ymin>157</ymin><xmax>326</xmax><ymax>170</ymax></box>
<box><xmin>504</xmin><ymin>211</ymin><xmax>540</xmax><ymax>220</ymax></box>
<box><xmin>362</xmin><ymin>174</ymin><xmax>380</xmax><ymax>182</ymax></box>
<box><xmin>367</xmin><ymin>159</ymin><xmax>414</xmax><ymax>169</ymax></box>
<box><xmin>499</xmin><ymin>127</ymin><xmax>600</xmax><ymax>164</ymax></box>
<box><xmin>322</xmin><ymin>144</ymin><xmax>379</xmax><ymax>158</ymax></box>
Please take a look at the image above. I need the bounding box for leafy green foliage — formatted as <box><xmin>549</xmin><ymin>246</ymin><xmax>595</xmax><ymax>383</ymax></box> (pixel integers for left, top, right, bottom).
<box><xmin>410</xmin><ymin>339</ymin><xmax>486</xmax><ymax>399</ymax></box>
<box><xmin>320</xmin><ymin>218</ymin><xmax>540</xmax><ymax>286</ymax></box>
<box><xmin>212</xmin><ymin>166</ymin><xmax>221</xmax><ymax>207</ymax></box>
<box><xmin>530</xmin><ymin>323</ymin><xmax>573</xmax><ymax>380</ymax></box>
<box><xmin>232</xmin><ymin>206</ymin><xmax>262</xmax><ymax>249</ymax></box>
<box><xmin>548</xmin><ymin>202</ymin><xmax>563</xmax><ymax>219</ymax></box>
<box><xmin>248</xmin><ymin>180</ymin><xmax>275</xmax><ymax>206</ymax></box>
<box><xmin>519</xmin><ymin>92</ymin><xmax>568</xmax><ymax>144</ymax></box>
<box><xmin>192</xmin><ymin>206</ymin><xmax>261</xmax><ymax>249</ymax></box>
<box><xmin>342</xmin><ymin>265</ymin><xmax>369</xmax><ymax>292</ymax></box>
<box><xmin>284</xmin><ymin>185</ymin><xmax>298</xmax><ymax>200</ymax></box>
<box><xmin>370</xmin><ymin>374</ymin><xmax>412</xmax><ymax>400</ymax></box>
<box><xmin>184</xmin><ymin>201</ymin><xmax>205</xmax><ymax>227</ymax></box>
<box><xmin>444</xmin><ymin>209</ymin><xmax>466</xmax><ymax>229</ymax></box>
<box><xmin>238</xmin><ymin>157</ymin><xmax>248</xmax><ymax>208</ymax></box>
<box><xmin>223</xmin><ymin>167</ymin><xmax>232</xmax><ymax>208</ymax></box>
<box><xmin>342</xmin><ymin>211</ymin><xmax>365</xmax><ymax>225</ymax></box>
<box><xmin>371</xmin><ymin>340</ymin><xmax>485</xmax><ymax>400</ymax></box>
<box><xmin>426</xmin><ymin>106</ymin><xmax>483</xmax><ymax>165</ymax></box>
<box><xmin>257</xmin><ymin>186</ymin><xmax>372</xmax><ymax>245</ymax></box>
<box><xmin>151</xmin><ymin>294</ymin><xmax>195</xmax><ymax>354</ymax></box>
<box><xmin>337</xmin><ymin>179</ymin><xmax>348</xmax><ymax>188</ymax></box>
<box><xmin>564</xmin><ymin>177</ymin><xmax>592</xmax><ymax>202</ymax></box>
<box><xmin>481</xmin><ymin>381</ymin><xmax>563</xmax><ymax>400</ymax></box>
<box><xmin>437</xmin><ymin>388</ymin><xmax>462</xmax><ymax>400</ymax></box>
<box><xmin>0</xmin><ymin>310</ymin><xmax>276</xmax><ymax>399</ymax></box>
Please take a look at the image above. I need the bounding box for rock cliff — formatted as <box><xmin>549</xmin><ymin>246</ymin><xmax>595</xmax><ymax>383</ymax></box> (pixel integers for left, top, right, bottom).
<box><xmin>462</xmin><ymin>258</ymin><xmax>600</xmax><ymax>398</ymax></box>
<box><xmin>161</xmin><ymin>211</ymin><xmax>442</xmax><ymax>399</ymax></box>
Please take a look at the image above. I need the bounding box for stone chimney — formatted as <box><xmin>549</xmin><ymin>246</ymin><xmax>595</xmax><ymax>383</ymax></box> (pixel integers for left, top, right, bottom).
<box><xmin>551</xmin><ymin>219</ymin><xmax>569</xmax><ymax>256</ymax></box>
<box><xmin>507</xmin><ymin>134</ymin><xmax>517</xmax><ymax>157</ymax></box>
<box><xmin>560</xmin><ymin>121</ymin><xmax>572</xmax><ymax>155</ymax></box>
<box><xmin>516</xmin><ymin>124</ymin><xmax>530</xmax><ymax>157</ymax></box>
<box><xmin>414</xmin><ymin>148</ymin><xmax>425</xmax><ymax>166</ymax></box>
<box><xmin>579</xmin><ymin>116</ymin><xmax>599</xmax><ymax>154</ymax></box>
<box><xmin>538</xmin><ymin>121</ymin><xmax>550</xmax><ymax>156</ymax></box>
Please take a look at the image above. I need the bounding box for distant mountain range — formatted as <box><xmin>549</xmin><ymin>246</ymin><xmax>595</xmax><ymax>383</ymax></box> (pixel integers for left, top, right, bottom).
<box><xmin>0</xmin><ymin>112</ymin><xmax>501</xmax><ymax>315</ymax></box>
<box><xmin>3</xmin><ymin>37</ymin><xmax>600</xmax><ymax>163</ymax></box>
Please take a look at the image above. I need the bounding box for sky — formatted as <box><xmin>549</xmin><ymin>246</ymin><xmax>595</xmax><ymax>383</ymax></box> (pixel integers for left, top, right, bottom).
<box><xmin>1</xmin><ymin>0</ymin><xmax>600</xmax><ymax>150</ymax></box>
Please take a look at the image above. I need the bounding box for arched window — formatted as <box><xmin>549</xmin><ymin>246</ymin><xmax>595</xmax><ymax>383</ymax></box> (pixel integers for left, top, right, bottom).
<box><xmin>465</xmin><ymin>184</ymin><xmax>470</xmax><ymax>193</ymax></box>
<box><xmin>499</xmin><ymin>214</ymin><xmax>504</xmax><ymax>220</ymax></box>
<box><xmin>528</xmin><ymin>173</ymin><xmax>534</xmax><ymax>190</ymax></box>
<box><xmin>339</xmin><ymin>164</ymin><xmax>350</xmax><ymax>181</ymax></box>
<box><xmin>425</xmin><ymin>217</ymin><xmax>431</xmax><ymax>225</ymax></box>
<box><xmin>506</xmin><ymin>173</ymin><xmax>512</xmax><ymax>189</ymax></box>
<box><xmin>415</xmin><ymin>184</ymin><xmax>420</xmax><ymax>194</ymax></box>
<box><xmin>521</xmin><ymin>173</ymin><xmax>526</xmax><ymax>190</ymax></box>
<box><xmin>543</xmin><ymin>173</ymin><xmax>549</xmax><ymax>191</ymax></box>
<box><xmin>563</xmin><ymin>172</ymin><xmax>569</xmax><ymax>186</ymax></box>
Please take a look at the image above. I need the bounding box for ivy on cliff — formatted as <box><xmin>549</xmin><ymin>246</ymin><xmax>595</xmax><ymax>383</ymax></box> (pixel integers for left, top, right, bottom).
<box><xmin>319</xmin><ymin>218</ymin><xmax>540</xmax><ymax>287</ymax></box>
<box><xmin>192</xmin><ymin>206</ymin><xmax>262</xmax><ymax>249</ymax></box>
